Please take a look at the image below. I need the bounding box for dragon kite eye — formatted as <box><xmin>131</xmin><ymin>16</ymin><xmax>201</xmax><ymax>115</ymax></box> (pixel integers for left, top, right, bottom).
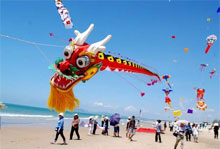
<box><xmin>63</xmin><ymin>46</ymin><xmax>73</xmax><ymax>59</ymax></box>
<box><xmin>76</xmin><ymin>56</ymin><xmax>90</xmax><ymax>68</ymax></box>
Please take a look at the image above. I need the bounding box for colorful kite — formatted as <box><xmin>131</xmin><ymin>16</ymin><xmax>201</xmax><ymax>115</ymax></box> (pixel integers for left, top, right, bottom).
<box><xmin>210</xmin><ymin>68</ymin><xmax>216</xmax><ymax>79</ymax></box>
<box><xmin>55</xmin><ymin>0</ymin><xmax>73</xmax><ymax>29</ymax></box>
<box><xmin>200</xmin><ymin>64</ymin><xmax>208</xmax><ymax>71</ymax></box>
<box><xmin>196</xmin><ymin>88</ymin><xmax>205</xmax><ymax>100</ymax></box>
<box><xmin>48</xmin><ymin>24</ymin><xmax>161</xmax><ymax>112</ymax></box>
<box><xmin>165</xmin><ymin>96</ymin><xmax>172</xmax><ymax>108</ymax></box>
<box><xmin>161</xmin><ymin>75</ymin><xmax>171</xmax><ymax>88</ymax></box>
<box><xmin>147</xmin><ymin>79</ymin><xmax>158</xmax><ymax>86</ymax></box>
<box><xmin>205</xmin><ymin>35</ymin><xmax>217</xmax><ymax>54</ymax></box>
<box><xmin>187</xmin><ymin>109</ymin><xmax>193</xmax><ymax>114</ymax></box>
<box><xmin>217</xmin><ymin>7</ymin><xmax>220</xmax><ymax>13</ymax></box>
<box><xmin>184</xmin><ymin>48</ymin><xmax>189</xmax><ymax>52</ymax></box>
<box><xmin>173</xmin><ymin>110</ymin><xmax>182</xmax><ymax>117</ymax></box>
<box><xmin>196</xmin><ymin>89</ymin><xmax>207</xmax><ymax>111</ymax></box>
<box><xmin>162</xmin><ymin>88</ymin><xmax>172</xmax><ymax>96</ymax></box>
<box><xmin>196</xmin><ymin>100</ymin><xmax>207</xmax><ymax>111</ymax></box>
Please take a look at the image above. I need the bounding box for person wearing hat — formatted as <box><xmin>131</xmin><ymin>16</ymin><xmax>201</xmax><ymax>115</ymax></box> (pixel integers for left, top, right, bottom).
<box><xmin>174</xmin><ymin>122</ymin><xmax>185</xmax><ymax>149</ymax></box>
<box><xmin>51</xmin><ymin>113</ymin><xmax>67</xmax><ymax>145</ymax></box>
<box><xmin>126</xmin><ymin>117</ymin><xmax>131</xmax><ymax>137</ymax></box>
<box><xmin>155</xmin><ymin>120</ymin><xmax>162</xmax><ymax>143</ymax></box>
<box><xmin>70</xmin><ymin>114</ymin><xmax>80</xmax><ymax>140</ymax></box>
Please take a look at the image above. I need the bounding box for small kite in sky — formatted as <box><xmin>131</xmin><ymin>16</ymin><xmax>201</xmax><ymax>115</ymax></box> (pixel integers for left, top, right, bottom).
<box><xmin>165</xmin><ymin>96</ymin><xmax>172</xmax><ymax>108</ymax></box>
<box><xmin>205</xmin><ymin>35</ymin><xmax>217</xmax><ymax>54</ymax></box>
<box><xmin>217</xmin><ymin>7</ymin><xmax>220</xmax><ymax>13</ymax></box>
<box><xmin>210</xmin><ymin>68</ymin><xmax>216</xmax><ymax>79</ymax></box>
<box><xmin>197</xmin><ymin>88</ymin><xmax>205</xmax><ymax>100</ymax></box>
<box><xmin>200</xmin><ymin>64</ymin><xmax>208</xmax><ymax>71</ymax></box>
<box><xmin>162</xmin><ymin>88</ymin><xmax>172</xmax><ymax>96</ymax></box>
<box><xmin>184</xmin><ymin>48</ymin><xmax>189</xmax><ymax>52</ymax></box>
<box><xmin>55</xmin><ymin>0</ymin><xmax>73</xmax><ymax>29</ymax></box>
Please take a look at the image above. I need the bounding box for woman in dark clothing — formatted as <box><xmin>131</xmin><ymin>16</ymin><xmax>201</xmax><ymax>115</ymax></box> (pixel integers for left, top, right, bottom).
<box><xmin>104</xmin><ymin>117</ymin><xmax>109</xmax><ymax>135</ymax></box>
<box><xmin>214</xmin><ymin>124</ymin><xmax>219</xmax><ymax>139</ymax></box>
<box><xmin>70</xmin><ymin>114</ymin><xmax>80</xmax><ymax>140</ymax></box>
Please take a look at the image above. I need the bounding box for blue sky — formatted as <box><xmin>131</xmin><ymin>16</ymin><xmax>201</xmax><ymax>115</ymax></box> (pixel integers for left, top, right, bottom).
<box><xmin>1</xmin><ymin>0</ymin><xmax>219</xmax><ymax>122</ymax></box>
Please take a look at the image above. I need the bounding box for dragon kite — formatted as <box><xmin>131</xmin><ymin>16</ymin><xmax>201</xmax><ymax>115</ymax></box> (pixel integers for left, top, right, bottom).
<box><xmin>48</xmin><ymin>24</ymin><xmax>161</xmax><ymax>112</ymax></box>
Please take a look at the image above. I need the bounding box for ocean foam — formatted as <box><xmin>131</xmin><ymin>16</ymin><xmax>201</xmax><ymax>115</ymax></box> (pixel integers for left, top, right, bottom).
<box><xmin>0</xmin><ymin>113</ymin><xmax>54</xmax><ymax>118</ymax></box>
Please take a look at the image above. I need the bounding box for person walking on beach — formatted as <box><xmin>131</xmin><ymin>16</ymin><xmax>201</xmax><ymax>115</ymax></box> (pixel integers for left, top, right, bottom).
<box><xmin>70</xmin><ymin>114</ymin><xmax>80</xmax><ymax>140</ymax></box>
<box><xmin>170</xmin><ymin>121</ymin><xmax>174</xmax><ymax>132</ymax></box>
<box><xmin>213</xmin><ymin>123</ymin><xmax>219</xmax><ymax>139</ymax></box>
<box><xmin>51</xmin><ymin>113</ymin><xmax>67</xmax><ymax>145</ymax></box>
<box><xmin>155</xmin><ymin>120</ymin><xmax>162</xmax><ymax>143</ymax></box>
<box><xmin>126</xmin><ymin>117</ymin><xmax>131</xmax><ymax>137</ymax></box>
<box><xmin>128</xmin><ymin>116</ymin><xmax>136</xmax><ymax>141</ymax></box>
<box><xmin>192</xmin><ymin>124</ymin><xmax>199</xmax><ymax>143</ymax></box>
<box><xmin>164</xmin><ymin>121</ymin><xmax>167</xmax><ymax>131</ymax></box>
<box><xmin>88</xmin><ymin>116</ymin><xmax>93</xmax><ymax>135</ymax></box>
<box><xmin>93</xmin><ymin>116</ymin><xmax>98</xmax><ymax>135</ymax></box>
<box><xmin>174</xmin><ymin>122</ymin><xmax>185</xmax><ymax>149</ymax></box>
<box><xmin>104</xmin><ymin>117</ymin><xmax>109</xmax><ymax>135</ymax></box>
<box><xmin>101</xmin><ymin>115</ymin><xmax>105</xmax><ymax>127</ymax></box>
<box><xmin>185</xmin><ymin>123</ymin><xmax>192</xmax><ymax>141</ymax></box>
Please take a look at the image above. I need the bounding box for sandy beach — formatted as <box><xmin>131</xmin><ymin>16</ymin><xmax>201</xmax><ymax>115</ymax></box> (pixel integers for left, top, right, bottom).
<box><xmin>1</xmin><ymin>126</ymin><xmax>219</xmax><ymax>149</ymax></box>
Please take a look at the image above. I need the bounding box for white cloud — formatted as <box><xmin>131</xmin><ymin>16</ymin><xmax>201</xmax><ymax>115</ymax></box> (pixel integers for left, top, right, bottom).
<box><xmin>94</xmin><ymin>102</ymin><xmax>104</xmax><ymax>107</ymax></box>
<box><xmin>93</xmin><ymin>102</ymin><xmax>117</xmax><ymax>109</ymax></box>
<box><xmin>124</xmin><ymin>106</ymin><xmax>138</xmax><ymax>112</ymax></box>
<box><xmin>206</xmin><ymin>109</ymin><xmax>215</xmax><ymax>112</ymax></box>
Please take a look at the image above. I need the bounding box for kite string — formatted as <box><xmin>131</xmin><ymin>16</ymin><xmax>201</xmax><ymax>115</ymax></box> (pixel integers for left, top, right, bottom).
<box><xmin>113</xmin><ymin>72</ymin><xmax>142</xmax><ymax>92</ymax></box>
<box><xmin>34</xmin><ymin>44</ymin><xmax>52</xmax><ymax>64</ymax></box>
<box><xmin>0</xmin><ymin>34</ymin><xmax>64</xmax><ymax>48</ymax></box>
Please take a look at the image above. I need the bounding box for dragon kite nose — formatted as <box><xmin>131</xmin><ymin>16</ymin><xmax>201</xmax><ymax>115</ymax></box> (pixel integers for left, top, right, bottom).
<box><xmin>58</xmin><ymin>61</ymin><xmax>70</xmax><ymax>74</ymax></box>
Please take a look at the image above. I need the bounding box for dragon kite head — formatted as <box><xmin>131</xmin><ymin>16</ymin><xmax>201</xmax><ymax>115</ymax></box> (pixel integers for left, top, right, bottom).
<box><xmin>48</xmin><ymin>24</ymin><xmax>111</xmax><ymax>112</ymax></box>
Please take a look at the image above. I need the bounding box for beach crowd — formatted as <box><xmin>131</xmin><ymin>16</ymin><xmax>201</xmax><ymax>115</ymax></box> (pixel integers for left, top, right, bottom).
<box><xmin>51</xmin><ymin>113</ymin><xmax>219</xmax><ymax>149</ymax></box>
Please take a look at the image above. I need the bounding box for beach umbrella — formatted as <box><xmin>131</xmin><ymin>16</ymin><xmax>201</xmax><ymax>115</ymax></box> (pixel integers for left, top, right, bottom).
<box><xmin>110</xmin><ymin>113</ymin><xmax>120</xmax><ymax>126</ymax></box>
<box><xmin>177</xmin><ymin>120</ymin><xmax>189</xmax><ymax>125</ymax></box>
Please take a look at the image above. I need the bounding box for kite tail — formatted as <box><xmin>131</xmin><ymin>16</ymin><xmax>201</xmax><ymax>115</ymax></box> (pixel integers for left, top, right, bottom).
<box><xmin>47</xmin><ymin>83</ymin><xmax>79</xmax><ymax>112</ymax></box>
<box><xmin>167</xmin><ymin>81</ymin><xmax>171</xmax><ymax>88</ymax></box>
<box><xmin>205</xmin><ymin>44</ymin><xmax>211</xmax><ymax>54</ymax></box>
<box><xmin>96</xmin><ymin>52</ymin><xmax>161</xmax><ymax>81</ymax></box>
<box><xmin>167</xmin><ymin>102</ymin><xmax>172</xmax><ymax>108</ymax></box>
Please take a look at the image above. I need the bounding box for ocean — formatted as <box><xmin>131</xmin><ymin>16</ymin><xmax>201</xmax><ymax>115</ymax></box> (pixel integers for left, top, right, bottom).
<box><xmin>0</xmin><ymin>103</ymin><xmax>145</xmax><ymax>128</ymax></box>
<box><xmin>0</xmin><ymin>103</ymin><xmax>111</xmax><ymax>127</ymax></box>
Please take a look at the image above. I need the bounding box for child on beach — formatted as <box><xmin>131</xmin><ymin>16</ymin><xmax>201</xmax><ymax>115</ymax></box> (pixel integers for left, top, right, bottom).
<box><xmin>128</xmin><ymin>116</ymin><xmax>136</xmax><ymax>141</ymax></box>
<box><xmin>51</xmin><ymin>113</ymin><xmax>67</xmax><ymax>145</ymax></box>
<box><xmin>155</xmin><ymin>120</ymin><xmax>162</xmax><ymax>143</ymax></box>
<box><xmin>192</xmin><ymin>124</ymin><xmax>199</xmax><ymax>143</ymax></box>
<box><xmin>70</xmin><ymin>114</ymin><xmax>80</xmax><ymax>140</ymax></box>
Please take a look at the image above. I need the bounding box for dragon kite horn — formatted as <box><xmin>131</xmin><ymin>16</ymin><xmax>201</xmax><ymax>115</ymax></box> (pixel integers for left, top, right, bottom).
<box><xmin>74</xmin><ymin>24</ymin><xmax>94</xmax><ymax>45</ymax></box>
